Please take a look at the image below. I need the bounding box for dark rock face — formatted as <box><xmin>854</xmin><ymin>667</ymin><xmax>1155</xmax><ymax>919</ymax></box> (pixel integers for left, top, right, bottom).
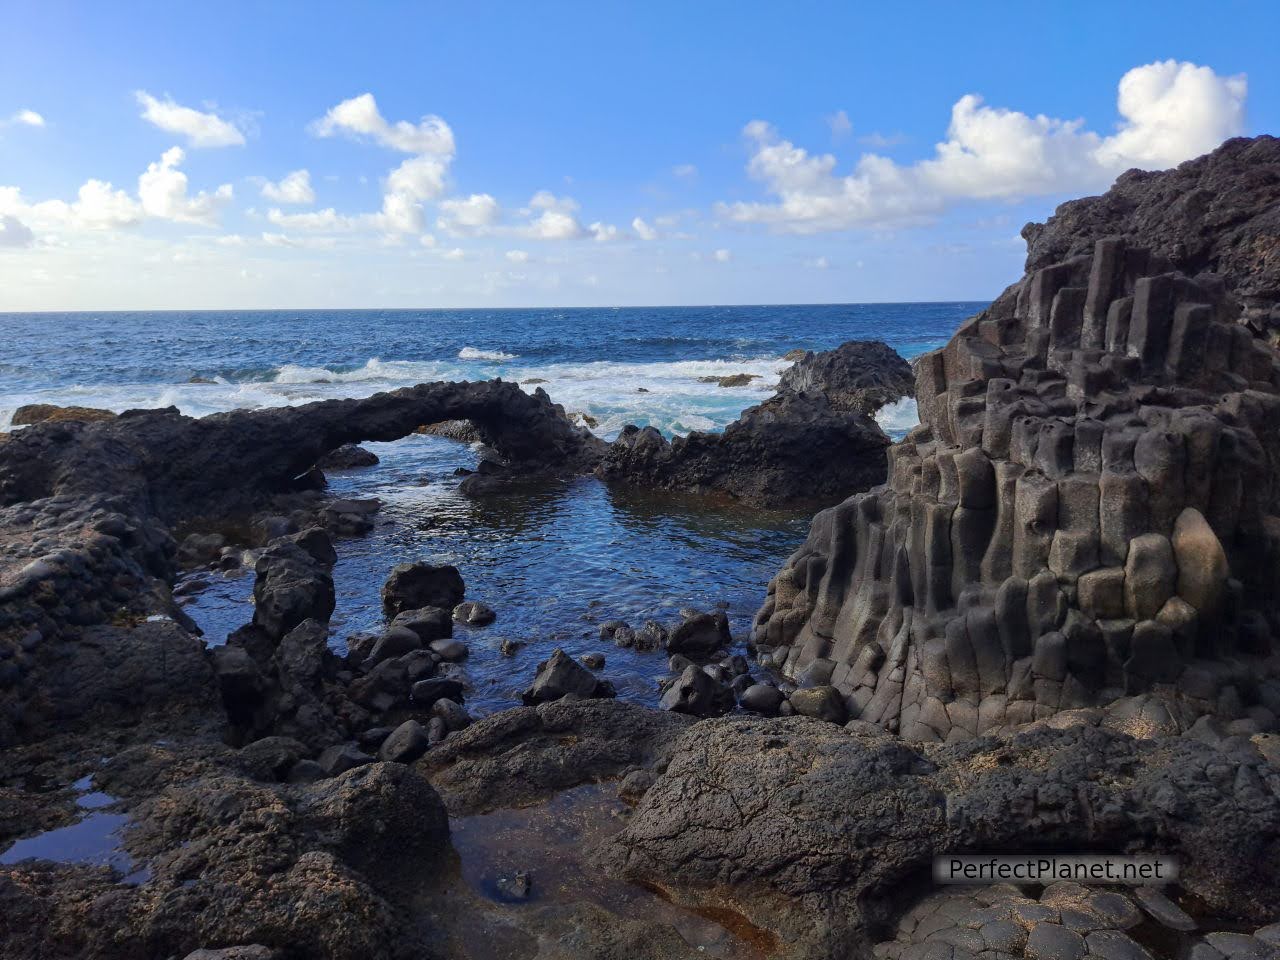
<box><xmin>604</xmin><ymin>717</ymin><xmax>1280</xmax><ymax>957</ymax></box>
<box><xmin>756</xmin><ymin>229</ymin><xmax>1280</xmax><ymax>741</ymax></box>
<box><xmin>253</xmin><ymin>535</ymin><xmax>337</xmax><ymax>640</ymax></box>
<box><xmin>598</xmin><ymin>338</ymin><xmax>912</xmax><ymax>507</ymax></box>
<box><xmin>658</xmin><ymin>665</ymin><xmax>734</xmax><ymax>717</ymax></box>
<box><xmin>777</xmin><ymin>339</ymin><xmax>916</xmax><ymax>415</ymax></box>
<box><xmin>666</xmin><ymin>610</ymin><xmax>731</xmax><ymax>658</ymax></box>
<box><xmin>317</xmin><ymin>443</ymin><xmax>379</xmax><ymax>469</ymax></box>
<box><xmin>0</xmin><ymin>379</ymin><xmax>605</xmax><ymax>524</ymax></box>
<box><xmin>380</xmin><ymin>563</ymin><xmax>465</xmax><ymax>616</ymax></box>
<box><xmin>599</xmin><ymin>390</ymin><xmax>891</xmax><ymax>507</ymax></box>
<box><xmin>420</xmin><ymin>698</ymin><xmax>692</xmax><ymax>814</ymax></box>
<box><xmin>521</xmin><ymin>648</ymin><xmax>616</xmax><ymax>704</ymax></box>
<box><xmin>1022</xmin><ymin>135</ymin><xmax>1280</xmax><ymax>325</ymax></box>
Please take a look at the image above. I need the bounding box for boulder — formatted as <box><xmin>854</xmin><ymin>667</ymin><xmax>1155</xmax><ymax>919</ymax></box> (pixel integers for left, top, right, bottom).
<box><xmin>666</xmin><ymin>611</ymin><xmax>731</xmax><ymax>658</ymax></box>
<box><xmin>252</xmin><ymin>541</ymin><xmax>336</xmax><ymax>641</ymax></box>
<box><xmin>788</xmin><ymin>686</ymin><xmax>847</xmax><ymax>723</ymax></box>
<box><xmin>378</xmin><ymin>720</ymin><xmax>431</xmax><ymax>763</ymax></box>
<box><xmin>381</xmin><ymin>563</ymin><xmax>465</xmax><ymax>615</ymax></box>
<box><xmin>522</xmin><ymin>648</ymin><xmax>615</xmax><ymax>704</ymax></box>
<box><xmin>452</xmin><ymin>600</ymin><xmax>496</xmax><ymax>626</ymax></box>
<box><xmin>389</xmin><ymin>606</ymin><xmax>453</xmax><ymax>642</ymax></box>
<box><xmin>658</xmin><ymin>665</ymin><xmax>734</xmax><ymax>717</ymax></box>
<box><xmin>317</xmin><ymin>444</ymin><xmax>379</xmax><ymax>469</ymax></box>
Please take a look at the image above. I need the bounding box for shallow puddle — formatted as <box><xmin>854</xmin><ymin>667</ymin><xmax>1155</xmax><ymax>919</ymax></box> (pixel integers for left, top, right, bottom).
<box><xmin>0</xmin><ymin>778</ymin><xmax>147</xmax><ymax>884</ymax></box>
<box><xmin>447</xmin><ymin>783</ymin><xmax>776</xmax><ymax>959</ymax></box>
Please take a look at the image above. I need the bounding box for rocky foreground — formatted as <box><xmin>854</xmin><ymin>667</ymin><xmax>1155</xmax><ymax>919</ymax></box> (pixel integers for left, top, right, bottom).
<box><xmin>1</xmin><ymin>136</ymin><xmax>1280</xmax><ymax>959</ymax></box>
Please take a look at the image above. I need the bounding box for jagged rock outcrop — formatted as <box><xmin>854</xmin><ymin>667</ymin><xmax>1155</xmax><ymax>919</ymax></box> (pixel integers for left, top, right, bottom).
<box><xmin>0</xmin><ymin>379</ymin><xmax>604</xmax><ymax>523</ymax></box>
<box><xmin>599</xmin><ymin>389</ymin><xmax>893</xmax><ymax>507</ymax></box>
<box><xmin>755</xmin><ymin>144</ymin><xmax>1280</xmax><ymax>741</ymax></box>
<box><xmin>1023</xmin><ymin>135</ymin><xmax>1280</xmax><ymax>326</ymax></box>
<box><xmin>777</xmin><ymin>340</ymin><xmax>916</xmax><ymax>415</ymax></box>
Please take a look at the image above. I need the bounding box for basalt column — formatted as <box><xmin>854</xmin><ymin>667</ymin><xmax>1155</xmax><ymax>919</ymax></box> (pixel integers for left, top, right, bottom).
<box><xmin>753</xmin><ymin>237</ymin><xmax>1280</xmax><ymax>741</ymax></box>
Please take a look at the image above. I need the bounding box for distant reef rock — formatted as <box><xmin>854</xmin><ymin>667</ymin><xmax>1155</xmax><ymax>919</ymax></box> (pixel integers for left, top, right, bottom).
<box><xmin>10</xmin><ymin>404</ymin><xmax>117</xmax><ymax>426</ymax></box>
<box><xmin>598</xmin><ymin>339</ymin><xmax>914</xmax><ymax>507</ymax></box>
<box><xmin>754</xmin><ymin>135</ymin><xmax>1280</xmax><ymax>742</ymax></box>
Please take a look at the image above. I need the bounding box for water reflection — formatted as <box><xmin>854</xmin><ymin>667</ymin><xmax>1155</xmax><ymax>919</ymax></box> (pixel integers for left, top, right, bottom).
<box><xmin>181</xmin><ymin>434</ymin><xmax>811</xmax><ymax>715</ymax></box>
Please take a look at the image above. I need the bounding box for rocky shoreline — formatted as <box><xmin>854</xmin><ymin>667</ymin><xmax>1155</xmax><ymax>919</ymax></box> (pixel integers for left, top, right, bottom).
<box><xmin>2</xmin><ymin>136</ymin><xmax>1280</xmax><ymax>959</ymax></box>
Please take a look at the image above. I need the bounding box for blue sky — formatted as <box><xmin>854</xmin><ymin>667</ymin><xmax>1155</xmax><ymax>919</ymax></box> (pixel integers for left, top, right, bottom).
<box><xmin>0</xmin><ymin>0</ymin><xmax>1276</xmax><ymax>309</ymax></box>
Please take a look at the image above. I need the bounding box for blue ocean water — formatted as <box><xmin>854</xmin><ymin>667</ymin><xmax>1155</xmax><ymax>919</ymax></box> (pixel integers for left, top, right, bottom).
<box><xmin>1</xmin><ymin>302</ymin><xmax>981</xmax><ymax>713</ymax></box>
<box><xmin>0</xmin><ymin>303</ymin><xmax>979</xmax><ymax>436</ymax></box>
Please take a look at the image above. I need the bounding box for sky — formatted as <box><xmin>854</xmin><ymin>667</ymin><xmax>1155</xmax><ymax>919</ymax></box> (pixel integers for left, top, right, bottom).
<box><xmin>0</xmin><ymin>0</ymin><xmax>1276</xmax><ymax>311</ymax></box>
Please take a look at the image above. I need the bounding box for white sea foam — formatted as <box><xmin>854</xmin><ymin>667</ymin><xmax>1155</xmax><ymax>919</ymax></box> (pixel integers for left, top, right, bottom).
<box><xmin>458</xmin><ymin>346</ymin><xmax>518</xmax><ymax>361</ymax></box>
<box><xmin>0</xmin><ymin>353</ymin><xmax>801</xmax><ymax>439</ymax></box>
<box><xmin>875</xmin><ymin>397</ymin><xmax>920</xmax><ymax>438</ymax></box>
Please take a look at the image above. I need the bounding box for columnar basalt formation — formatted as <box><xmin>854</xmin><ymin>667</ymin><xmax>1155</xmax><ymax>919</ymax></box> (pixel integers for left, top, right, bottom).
<box><xmin>754</xmin><ymin>234</ymin><xmax>1280</xmax><ymax>741</ymax></box>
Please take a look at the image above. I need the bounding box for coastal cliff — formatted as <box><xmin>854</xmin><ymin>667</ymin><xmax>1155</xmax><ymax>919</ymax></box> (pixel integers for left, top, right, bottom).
<box><xmin>754</xmin><ymin>135</ymin><xmax>1280</xmax><ymax>741</ymax></box>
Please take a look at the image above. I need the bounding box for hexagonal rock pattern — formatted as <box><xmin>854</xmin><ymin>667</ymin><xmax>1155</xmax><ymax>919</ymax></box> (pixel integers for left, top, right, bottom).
<box><xmin>754</xmin><ymin>236</ymin><xmax>1280</xmax><ymax>742</ymax></box>
<box><xmin>873</xmin><ymin>883</ymin><xmax>1280</xmax><ymax>960</ymax></box>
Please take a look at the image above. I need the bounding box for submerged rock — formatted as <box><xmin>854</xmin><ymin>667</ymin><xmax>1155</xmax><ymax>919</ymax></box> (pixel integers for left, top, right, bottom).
<box><xmin>452</xmin><ymin>599</ymin><xmax>496</xmax><ymax>626</ymax></box>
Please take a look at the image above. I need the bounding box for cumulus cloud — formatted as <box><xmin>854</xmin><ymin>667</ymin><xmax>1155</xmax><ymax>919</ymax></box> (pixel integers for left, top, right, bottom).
<box><xmin>135</xmin><ymin>92</ymin><xmax>245</xmax><ymax>148</ymax></box>
<box><xmin>10</xmin><ymin>109</ymin><xmax>44</xmax><ymax>127</ymax></box>
<box><xmin>437</xmin><ymin>193</ymin><xmax>501</xmax><ymax>233</ymax></box>
<box><xmin>505</xmin><ymin>249</ymin><xmax>529</xmax><ymax>263</ymax></box>
<box><xmin>309</xmin><ymin>92</ymin><xmax>459</xmax><ymax>237</ymax></box>
<box><xmin>632</xmin><ymin>217</ymin><xmax>658</xmax><ymax>241</ymax></box>
<box><xmin>672</xmin><ymin>164</ymin><xmax>698</xmax><ymax>179</ymax></box>
<box><xmin>722</xmin><ymin>60</ymin><xmax>1248</xmax><ymax>233</ymax></box>
<box><xmin>311</xmin><ymin>92</ymin><xmax>455</xmax><ymax>156</ymax></box>
<box><xmin>589</xmin><ymin>221</ymin><xmax>621</xmax><ymax>242</ymax></box>
<box><xmin>0</xmin><ymin>215</ymin><xmax>34</xmax><ymax>247</ymax></box>
<box><xmin>267</xmin><ymin>207</ymin><xmax>356</xmax><ymax>232</ymax></box>
<box><xmin>138</xmin><ymin>147</ymin><xmax>233</xmax><ymax>224</ymax></box>
<box><xmin>261</xmin><ymin>169</ymin><xmax>315</xmax><ymax>205</ymax></box>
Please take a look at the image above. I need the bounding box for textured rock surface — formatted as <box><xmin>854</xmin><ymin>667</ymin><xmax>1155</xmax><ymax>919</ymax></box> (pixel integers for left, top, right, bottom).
<box><xmin>756</xmin><ymin>145</ymin><xmax>1280</xmax><ymax>741</ymax></box>
<box><xmin>604</xmin><ymin>716</ymin><xmax>1280</xmax><ymax>957</ymax></box>
<box><xmin>778</xmin><ymin>340</ymin><xmax>916</xmax><ymax>415</ymax></box>
<box><xmin>599</xmin><ymin>389</ymin><xmax>892</xmax><ymax>507</ymax></box>
<box><xmin>1023</xmin><ymin>136</ymin><xmax>1280</xmax><ymax>325</ymax></box>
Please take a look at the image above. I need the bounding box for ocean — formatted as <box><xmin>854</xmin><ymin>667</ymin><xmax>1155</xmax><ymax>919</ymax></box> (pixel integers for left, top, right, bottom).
<box><xmin>1</xmin><ymin>302</ymin><xmax>981</xmax><ymax>712</ymax></box>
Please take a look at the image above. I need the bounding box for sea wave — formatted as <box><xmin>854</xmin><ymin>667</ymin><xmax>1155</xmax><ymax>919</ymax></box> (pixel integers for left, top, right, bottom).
<box><xmin>458</xmin><ymin>346</ymin><xmax>518</xmax><ymax>361</ymax></box>
<box><xmin>272</xmin><ymin>358</ymin><xmax>449</xmax><ymax>384</ymax></box>
<box><xmin>875</xmin><ymin>397</ymin><xmax>920</xmax><ymax>439</ymax></box>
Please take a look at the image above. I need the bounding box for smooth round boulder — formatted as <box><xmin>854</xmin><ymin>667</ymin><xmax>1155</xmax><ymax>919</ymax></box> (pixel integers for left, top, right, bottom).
<box><xmin>378</xmin><ymin>719</ymin><xmax>431</xmax><ymax>763</ymax></box>
<box><xmin>788</xmin><ymin>686</ymin><xmax>848</xmax><ymax>724</ymax></box>
<box><xmin>739</xmin><ymin>683</ymin><xmax>784</xmax><ymax>716</ymax></box>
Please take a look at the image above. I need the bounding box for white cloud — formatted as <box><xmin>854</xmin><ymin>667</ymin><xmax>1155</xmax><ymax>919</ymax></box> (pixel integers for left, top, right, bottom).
<box><xmin>438</xmin><ymin>193</ymin><xmax>500</xmax><ymax>233</ymax></box>
<box><xmin>135</xmin><ymin>92</ymin><xmax>245</xmax><ymax>148</ymax></box>
<box><xmin>632</xmin><ymin>216</ymin><xmax>658</xmax><ymax>241</ymax></box>
<box><xmin>827</xmin><ymin>109</ymin><xmax>852</xmax><ymax>139</ymax></box>
<box><xmin>11</xmin><ymin>109</ymin><xmax>44</xmax><ymax>128</ymax></box>
<box><xmin>441</xmin><ymin>247</ymin><xmax>465</xmax><ymax>260</ymax></box>
<box><xmin>673</xmin><ymin>164</ymin><xmax>698</xmax><ymax>179</ymax></box>
<box><xmin>526</xmin><ymin>209</ymin><xmax>582</xmax><ymax>239</ymax></box>
<box><xmin>261</xmin><ymin>169</ymin><xmax>315</xmax><ymax>205</ymax></box>
<box><xmin>0</xmin><ymin>215</ymin><xmax>34</xmax><ymax>247</ymax></box>
<box><xmin>589</xmin><ymin>221</ymin><xmax>620</xmax><ymax>242</ymax></box>
<box><xmin>713</xmin><ymin>248</ymin><xmax>732</xmax><ymax>263</ymax></box>
<box><xmin>138</xmin><ymin>147</ymin><xmax>233</xmax><ymax>224</ymax></box>
<box><xmin>722</xmin><ymin>60</ymin><xmax>1247</xmax><ymax>233</ymax></box>
<box><xmin>267</xmin><ymin>207</ymin><xmax>356</xmax><ymax>232</ymax></box>
<box><xmin>72</xmin><ymin>179</ymin><xmax>144</xmax><ymax>227</ymax></box>
<box><xmin>505</xmin><ymin>249</ymin><xmax>529</xmax><ymax>263</ymax></box>
<box><xmin>311</xmin><ymin>92</ymin><xmax>454</xmax><ymax>156</ymax></box>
